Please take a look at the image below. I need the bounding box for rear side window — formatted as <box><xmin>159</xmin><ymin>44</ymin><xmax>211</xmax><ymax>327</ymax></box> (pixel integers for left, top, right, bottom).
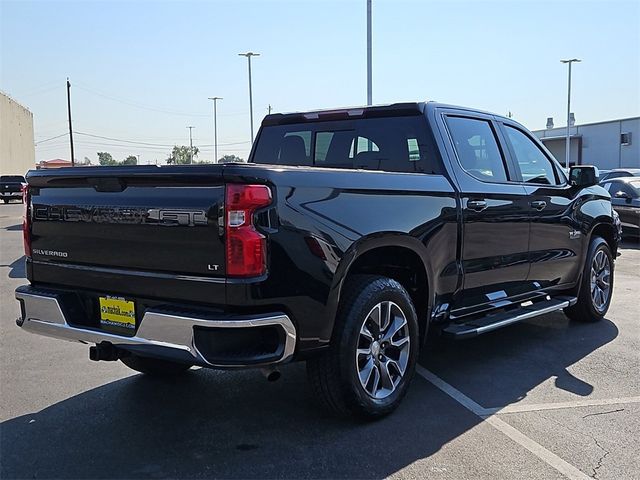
<box><xmin>445</xmin><ymin>116</ymin><xmax>508</xmax><ymax>183</ymax></box>
<box><xmin>252</xmin><ymin>116</ymin><xmax>436</xmax><ymax>173</ymax></box>
<box><xmin>504</xmin><ymin>126</ymin><xmax>559</xmax><ymax>185</ymax></box>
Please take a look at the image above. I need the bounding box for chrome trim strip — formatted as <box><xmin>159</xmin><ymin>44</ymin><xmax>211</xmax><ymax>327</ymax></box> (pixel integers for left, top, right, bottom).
<box><xmin>30</xmin><ymin>260</ymin><xmax>226</xmax><ymax>284</ymax></box>
<box><xmin>15</xmin><ymin>288</ymin><xmax>296</xmax><ymax>367</ymax></box>
<box><xmin>474</xmin><ymin>300</ymin><xmax>570</xmax><ymax>335</ymax></box>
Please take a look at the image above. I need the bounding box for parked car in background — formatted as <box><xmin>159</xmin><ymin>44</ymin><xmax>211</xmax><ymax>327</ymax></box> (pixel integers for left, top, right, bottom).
<box><xmin>600</xmin><ymin>177</ymin><xmax>640</xmax><ymax>237</ymax></box>
<box><xmin>0</xmin><ymin>175</ymin><xmax>26</xmax><ymax>203</ymax></box>
<box><xmin>599</xmin><ymin>168</ymin><xmax>640</xmax><ymax>182</ymax></box>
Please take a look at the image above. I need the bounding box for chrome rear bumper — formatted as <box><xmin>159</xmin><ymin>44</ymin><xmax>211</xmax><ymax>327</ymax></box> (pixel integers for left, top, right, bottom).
<box><xmin>15</xmin><ymin>286</ymin><xmax>296</xmax><ymax>368</ymax></box>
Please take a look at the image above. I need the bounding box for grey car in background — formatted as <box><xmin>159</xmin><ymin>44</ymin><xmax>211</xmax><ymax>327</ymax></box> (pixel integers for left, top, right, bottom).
<box><xmin>600</xmin><ymin>176</ymin><xmax>640</xmax><ymax>237</ymax></box>
<box><xmin>599</xmin><ymin>168</ymin><xmax>640</xmax><ymax>182</ymax></box>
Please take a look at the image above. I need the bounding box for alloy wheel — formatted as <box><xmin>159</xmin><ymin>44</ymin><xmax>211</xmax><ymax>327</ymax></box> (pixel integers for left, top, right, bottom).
<box><xmin>355</xmin><ymin>301</ymin><xmax>410</xmax><ymax>399</ymax></box>
<box><xmin>590</xmin><ymin>249</ymin><xmax>611</xmax><ymax>312</ymax></box>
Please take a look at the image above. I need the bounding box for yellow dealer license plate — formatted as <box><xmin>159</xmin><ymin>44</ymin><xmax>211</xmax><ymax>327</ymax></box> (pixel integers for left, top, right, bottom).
<box><xmin>99</xmin><ymin>296</ymin><xmax>136</xmax><ymax>331</ymax></box>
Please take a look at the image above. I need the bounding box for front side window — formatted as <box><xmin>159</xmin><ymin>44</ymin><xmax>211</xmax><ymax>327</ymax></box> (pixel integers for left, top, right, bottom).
<box><xmin>446</xmin><ymin>116</ymin><xmax>508</xmax><ymax>183</ymax></box>
<box><xmin>504</xmin><ymin>126</ymin><xmax>559</xmax><ymax>185</ymax></box>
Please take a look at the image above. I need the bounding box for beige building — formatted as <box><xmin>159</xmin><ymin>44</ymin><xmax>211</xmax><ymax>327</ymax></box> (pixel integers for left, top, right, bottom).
<box><xmin>1</xmin><ymin>92</ymin><xmax>35</xmax><ymax>175</ymax></box>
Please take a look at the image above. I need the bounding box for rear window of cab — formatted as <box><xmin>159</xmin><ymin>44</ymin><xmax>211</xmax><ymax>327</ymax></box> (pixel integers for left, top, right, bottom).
<box><xmin>251</xmin><ymin>116</ymin><xmax>439</xmax><ymax>173</ymax></box>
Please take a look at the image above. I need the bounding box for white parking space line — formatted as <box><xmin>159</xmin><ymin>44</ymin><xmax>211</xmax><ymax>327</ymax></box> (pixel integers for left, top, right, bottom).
<box><xmin>416</xmin><ymin>366</ymin><xmax>590</xmax><ymax>480</ymax></box>
<box><xmin>485</xmin><ymin>396</ymin><xmax>640</xmax><ymax>415</ymax></box>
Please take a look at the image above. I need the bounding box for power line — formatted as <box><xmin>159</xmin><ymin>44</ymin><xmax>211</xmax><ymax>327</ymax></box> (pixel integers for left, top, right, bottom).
<box><xmin>74</xmin><ymin>131</ymin><xmax>249</xmax><ymax>147</ymax></box>
<box><xmin>74</xmin><ymin>83</ymin><xmax>250</xmax><ymax>119</ymax></box>
<box><xmin>75</xmin><ymin>131</ymin><xmax>176</xmax><ymax>147</ymax></box>
<box><xmin>36</xmin><ymin>138</ymin><xmax>248</xmax><ymax>153</ymax></box>
<box><xmin>74</xmin><ymin>83</ymin><xmax>210</xmax><ymax>118</ymax></box>
<box><xmin>35</xmin><ymin>132</ymin><xmax>68</xmax><ymax>145</ymax></box>
<box><xmin>8</xmin><ymin>79</ymin><xmax>63</xmax><ymax>98</ymax></box>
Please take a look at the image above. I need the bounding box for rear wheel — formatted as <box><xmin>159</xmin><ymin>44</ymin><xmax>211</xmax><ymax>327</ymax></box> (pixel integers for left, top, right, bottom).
<box><xmin>120</xmin><ymin>354</ymin><xmax>192</xmax><ymax>376</ymax></box>
<box><xmin>307</xmin><ymin>275</ymin><xmax>419</xmax><ymax>419</ymax></box>
<box><xmin>564</xmin><ymin>236</ymin><xmax>613</xmax><ymax>322</ymax></box>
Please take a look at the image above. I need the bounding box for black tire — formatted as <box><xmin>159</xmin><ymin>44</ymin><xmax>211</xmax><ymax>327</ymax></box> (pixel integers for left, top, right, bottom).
<box><xmin>306</xmin><ymin>275</ymin><xmax>419</xmax><ymax>419</ymax></box>
<box><xmin>120</xmin><ymin>354</ymin><xmax>192</xmax><ymax>376</ymax></box>
<box><xmin>564</xmin><ymin>236</ymin><xmax>614</xmax><ymax>322</ymax></box>
<box><xmin>2</xmin><ymin>199</ymin><xmax>8</xmax><ymax>204</ymax></box>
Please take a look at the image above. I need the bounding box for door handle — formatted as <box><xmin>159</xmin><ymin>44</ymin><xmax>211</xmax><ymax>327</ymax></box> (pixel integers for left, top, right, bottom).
<box><xmin>467</xmin><ymin>199</ymin><xmax>488</xmax><ymax>212</ymax></box>
<box><xmin>531</xmin><ymin>200</ymin><xmax>547</xmax><ymax>211</ymax></box>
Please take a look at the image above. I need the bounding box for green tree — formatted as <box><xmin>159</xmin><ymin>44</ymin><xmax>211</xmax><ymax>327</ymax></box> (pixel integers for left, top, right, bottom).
<box><xmin>167</xmin><ymin>145</ymin><xmax>199</xmax><ymax>165</ymax></box>
<box><xmin>219</xmin><ymin>154</ymin><xmax>244</xmax><ymax>163</ymax></box>
<box><xmin>122</xmin><ymin>155</ymin><xmax>138</xmax><ymax>165</ymax></box>
<box><xmin>97</xmin><ymin>152</ymin><xmax>117</xmax><ymax>166</ymax></box>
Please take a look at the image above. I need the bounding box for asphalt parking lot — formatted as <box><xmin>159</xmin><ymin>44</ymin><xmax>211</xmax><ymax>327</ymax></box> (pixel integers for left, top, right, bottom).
<box><xmin>1</xmin><ymin>202</ymin><xmax>638</xmax><ymax>480</ymax></box>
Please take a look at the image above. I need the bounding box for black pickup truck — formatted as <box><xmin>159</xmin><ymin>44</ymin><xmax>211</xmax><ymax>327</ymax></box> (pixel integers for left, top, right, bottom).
<box><xmin>16</xmin><ymin>102</ymin><xmax>621</xmax><ymax>418</ymax></box>
<box><xmin>1</xmin><ymin>175</ymin><xmax>26</xmax><ymax>203</ymax></box>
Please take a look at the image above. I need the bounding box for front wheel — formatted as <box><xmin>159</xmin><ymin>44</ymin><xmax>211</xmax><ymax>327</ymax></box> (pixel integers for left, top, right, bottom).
<box><xmin>120</xmin><ymin>354</ymin><xmax>192</xmax><ymax>376</ymax></box>
<box><xmin>307</xmin><ymin>275</ymin><xmax>419</xmax><ymax>419</ymax></box>
<box><xmin>564</xmin><ymin>236</ymin><xmax>614</xmax><ymax>322</ymax></box>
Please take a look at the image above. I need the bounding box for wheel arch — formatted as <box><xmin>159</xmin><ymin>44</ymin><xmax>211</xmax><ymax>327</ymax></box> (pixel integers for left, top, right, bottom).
<box><xmin>329</xmin><ymin>234</ymin><xmax>433</xmax><ymax>343</ymax></box>
<box><xmin>589</xmin><ymin>220</ymin><xmax>618</xmax><ymax>257</ymax></box>
<box><xmin>571</xmin><ymin>220</ymin><xmax>617</xmax><ymax>300</ymax></box>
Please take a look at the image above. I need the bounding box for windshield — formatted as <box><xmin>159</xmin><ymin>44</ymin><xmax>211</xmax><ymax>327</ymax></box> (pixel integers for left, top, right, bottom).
<box><xmin>0</xmin><ymin>176</ymin><xmax>26</xmax><ymax>183</ymax></box>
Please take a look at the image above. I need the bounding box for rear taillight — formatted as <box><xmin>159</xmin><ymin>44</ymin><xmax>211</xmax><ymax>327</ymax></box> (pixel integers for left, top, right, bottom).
<box><xmin>225</xmin><ymin>184</ymin><xmax>272</xmax><ymax>277</ymax></box>
<box><xmin>22</xmin><ymin>184</ymin><xmax>31</xmax><ymax>257</ymax></box>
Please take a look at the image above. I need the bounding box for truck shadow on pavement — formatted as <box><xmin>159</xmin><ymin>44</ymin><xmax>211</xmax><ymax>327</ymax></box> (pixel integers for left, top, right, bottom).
<box><xmin>1</xmin><ymin>255</ymin><xmax>25</xmax><ymax>278</ymax></box>
<box><xmin>0</xmin><ymin>314</ymin><xmax>618</xmax><ymax>479</ymax></box>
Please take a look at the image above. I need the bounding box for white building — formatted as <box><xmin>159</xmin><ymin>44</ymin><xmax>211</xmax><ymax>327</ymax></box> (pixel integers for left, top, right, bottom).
<box><xmin>0</xmin><ymin>92</ymin><xmax>35</xmax><ymax>175</ymax></box>
<box><xmin>533</xmin><ymin>116</ymin><xmax>639</xmax><ymax>170</ymax></box>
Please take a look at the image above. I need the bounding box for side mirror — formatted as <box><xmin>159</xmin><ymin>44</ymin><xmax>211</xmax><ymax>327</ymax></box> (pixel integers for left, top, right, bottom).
<box><xmin>569</xmin><ymin>165</ymin><xmax>599</xmax><ymax>188</ymax></box>
<box><xmin>614</xmin><ymin>191</ymin><xmax>632</xmax><ymax>201</ymax></box>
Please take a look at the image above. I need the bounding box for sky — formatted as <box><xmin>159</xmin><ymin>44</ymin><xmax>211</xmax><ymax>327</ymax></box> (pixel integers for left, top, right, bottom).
<box><xmin>1</xmin><ymin>0</ymin><xmax>639</xmax><ymax>165</ymax></box>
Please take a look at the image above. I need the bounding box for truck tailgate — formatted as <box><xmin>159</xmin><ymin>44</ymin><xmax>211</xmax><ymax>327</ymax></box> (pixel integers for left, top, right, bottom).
<box><xmin>27</xmin><ymin>166</ymin><xmax>226</xmax><ymax>279</ymax></box>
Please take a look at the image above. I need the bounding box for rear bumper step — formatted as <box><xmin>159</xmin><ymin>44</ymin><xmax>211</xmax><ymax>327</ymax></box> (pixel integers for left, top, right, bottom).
<box><xmin>442</xmin><ymin>296</ymin><xmax>577</xmax><ymax>339</ymax></box>
<box><xmin>15</xmin><ymin>285</ymin><xmax>296</xmax><ymax>368</ymax></box>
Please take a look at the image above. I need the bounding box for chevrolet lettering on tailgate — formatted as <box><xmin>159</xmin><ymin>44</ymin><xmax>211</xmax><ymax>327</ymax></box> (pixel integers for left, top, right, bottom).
<box><xmin>33</xmin><ymin>206</ymin><xmax>207</xmax><ymax>226</ymax></box>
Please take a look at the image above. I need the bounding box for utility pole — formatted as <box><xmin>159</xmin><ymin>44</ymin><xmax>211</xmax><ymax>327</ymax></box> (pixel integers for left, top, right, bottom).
<box><xmin>561</xmin><ymin>58</ymin><xmax>581</xmax><ymax>169</ymax></box>
<box><xmin>208</xmin><ymin>97</ymin><xmax>223</xmax><ymax>163</ymax></box>
<box><xmin>66</xmin><ymin>78</ymin><xmax>75</xmax><ymax>166</ymax></box>
<box><xmin>238</xmin><ymin>52</ymin><xmax>260</xmax><ymax>144</ymax></box>
<box><xmin>187</xmin><ymin>126</ymin><xmax>194</xmax><ymax>164</ymax></box>
<box><xmin>367</xmin><ymin>0</ymin><xmax>372</xmax><ymax>106</ymax></box>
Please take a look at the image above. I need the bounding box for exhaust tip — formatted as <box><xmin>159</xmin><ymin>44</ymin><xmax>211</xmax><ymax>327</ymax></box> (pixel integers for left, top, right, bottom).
<box><xmin>261</xmin><ymin>367</ymin><xmax>281</xmax><ymax>382</ymax></box>
<box><xmin>89</xmin><ymin>342</ymin><xmax>120</xmax><ymax>362</ymax></box>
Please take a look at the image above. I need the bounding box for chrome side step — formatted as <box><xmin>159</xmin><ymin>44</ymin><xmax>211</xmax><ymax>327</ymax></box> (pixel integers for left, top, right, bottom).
<box><xmin>442</xmin><ymin>296</ymin><xmax>577</xmax><ymax>339</ymax></box>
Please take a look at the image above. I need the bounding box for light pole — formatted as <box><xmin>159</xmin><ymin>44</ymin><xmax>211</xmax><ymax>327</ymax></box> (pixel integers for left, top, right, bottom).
<box><xmin>367</xmin><ymin>0</ymin><xmax>372</xmax><ymax>105</ymax></box>
<box><xmin>561</xmin><ymin>58</ymin><xmax>581</xmax><ymax>169</ymax></box>
<box><xmin>187</xmin><ymin>126</ymin><xmax>194</xmax><ymax>164</ymax></box>
<box><xmin>238</xmin><ymin>52</ymin><xmax>260</xmax><ymax>144</ymax></box>
<box><xmin>208</xmin><ymin>97</ymin><xmax>223</xmax><ymax>163</ymax></box>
